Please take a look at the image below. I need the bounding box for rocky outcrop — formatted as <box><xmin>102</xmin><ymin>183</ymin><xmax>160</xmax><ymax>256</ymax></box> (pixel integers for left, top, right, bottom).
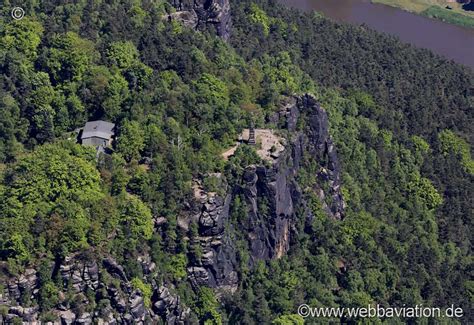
<box><xmin>232</xmin><ymin>94</ymin><xmax>345</xmax><ymax>263</ymax></box>
<box><xmin>2</xmin><ymin>269</ymin><xmax>41</xmax><ymax>322</ymax></box>
<box><xmin>60</xmin><ymin>255</ymin><xmax>100</xmax><ymax>293</ymax></box>
<box><xmin>184</xmin><ymin>176</ymin><xmax>239</xmax><ymax>295</ymax></box>
<box><xmin>297</xmin><ymin>94</ymin><xmax>346</xmax><ymax>220</ymax></box>
<box><xmin>3</xmin><ymin>306</ymin><xmax>39</xmax><ymax>323</ymax></box>
<box><xmin>238</xmin><ymin>161</ymin><xmax>299</xmax><ymax>260</ymax></box>
<box><xmin>168</xmin><ymin>0</ymin><xmax>231</xmax><ymax>40</ymax></box>
<box><xmin>181</xmin><ymin>94</ymin><xmax>344</xmax><ymax>292</ymax></box>
<box><xmin>0</xmin><ymin>255</ymin><xmax>190</xmax><ymax>324</ymax></box>
<box><xmin>182</xmin><ymin>161</ymin><xmax>299</xmax><ymax>291</ymax></box>
<box><xmin>153</xmin><ymin>286</ymin><xmax>190</xmax><ymax>324</ymax></box>
<box><xmin>166</xmin><ymin>9</ymin><xmax>199</xmax><ymax>29</ymax></box>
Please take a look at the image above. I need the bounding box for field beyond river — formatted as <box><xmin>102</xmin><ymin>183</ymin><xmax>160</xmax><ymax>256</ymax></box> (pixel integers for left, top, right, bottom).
<box><xmin>373</xmin><ymin>0</ymin><xmax>474</xmax><ymax>28</ymax></box>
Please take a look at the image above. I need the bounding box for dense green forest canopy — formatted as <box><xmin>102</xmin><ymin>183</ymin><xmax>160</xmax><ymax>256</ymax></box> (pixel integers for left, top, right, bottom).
<box><xmin>0</xmin><ymin>0</ymin><xmax>472</xmax><ymax>323</ymax></box>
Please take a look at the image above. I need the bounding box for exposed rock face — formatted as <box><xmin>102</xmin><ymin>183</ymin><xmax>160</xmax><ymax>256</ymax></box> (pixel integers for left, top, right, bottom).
<box><xmin>168</xmin><ymin>0</ymin><xmax>231</xmax><ymax>40</ymax></box>
<box><xmin>167</xmin><ymin>9</ymin><xmax>199</xmax><ymax>29</ymax></box>
<box><xmin>153</xmin><ymin>285</ymin><xmax>190</xmax><ymax>324</ymax></box>
<box><xmin>185</xmin><ymin>177</ymin><xmax>239</xmax><ymax>294</ymax></box>
<box><xmin>233</xmin><ymin>94</ymin><xmax>344</xmax><ymax>263</ymax></box>
<box><xmin>60</xmin><ymin>255</ymin><xmax>100</xmax><ymax>293</ymax></box>
<box><xmin>297</xmin><ymin>94</ymin><xmax>346</xmax><ymax>220</ymax></box>
<box><xmin>238</xmin><ymin>161</ymin><xmax>299</xmax><ymax>260</ymax></box>
<box><xmin>183</xmin><ymin>94</ymin><xmax>344</xmax><ymax>293</ymax></box>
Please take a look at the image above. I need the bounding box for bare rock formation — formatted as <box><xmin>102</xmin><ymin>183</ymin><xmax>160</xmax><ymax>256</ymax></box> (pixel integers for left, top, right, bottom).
<box><xmin>168</xmin><ymin>0</ymin><xmax>232</xmax><ymax>40</ymax></box>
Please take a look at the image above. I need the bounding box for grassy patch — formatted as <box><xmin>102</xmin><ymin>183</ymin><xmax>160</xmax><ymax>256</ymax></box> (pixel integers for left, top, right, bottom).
<box><xmin>421</xmin><ymin>6</ymin><xmax>474</xmax><ymax>28</ymax></box>
<box><xmin>373</xmin><ymin>0</ymin><xmax>433</xmax><ymax>12</ymax></box>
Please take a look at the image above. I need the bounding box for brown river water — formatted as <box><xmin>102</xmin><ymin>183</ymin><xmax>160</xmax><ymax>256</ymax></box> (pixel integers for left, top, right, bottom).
<box><xmin>278</xmin><ymin>0</ymin><xmax>474</xmax><ymax>69</ymax></box>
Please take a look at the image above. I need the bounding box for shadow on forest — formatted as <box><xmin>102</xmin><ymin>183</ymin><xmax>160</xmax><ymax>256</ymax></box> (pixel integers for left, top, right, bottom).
<box><xmin>462</xmin><ymin>2</ymin><xmax>474</xmax><ymax>11</ymax></box>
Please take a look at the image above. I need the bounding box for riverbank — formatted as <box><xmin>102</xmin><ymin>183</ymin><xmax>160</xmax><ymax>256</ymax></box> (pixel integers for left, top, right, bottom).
<box><xmin>372</xmin><ymin>0</ymin><xmax>474</xmax><ymax>28</ymax></box>
<box><xmin>278</xmin><ymin>0</ymin><xmax>474</xmax><ymax>68</ymax></box>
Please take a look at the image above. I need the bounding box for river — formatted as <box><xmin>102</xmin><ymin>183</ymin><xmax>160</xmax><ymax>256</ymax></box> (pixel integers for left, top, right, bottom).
<box><xmin>278</xmin><ymin>0</ymin><xmax>474</xmax><ymax>69</ymax></box>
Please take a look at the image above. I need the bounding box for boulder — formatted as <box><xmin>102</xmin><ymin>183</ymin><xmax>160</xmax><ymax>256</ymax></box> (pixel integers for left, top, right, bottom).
<box><xmin>76</xmin><ymin>312</ymin><xmax>92</xmax><ymax>325</ymax></box>
<box><xmin>59</xmin><ymin>309</ymin><xmax>76</xmax><ymax>324</ymax></box>
<box><xmin>103</xmin><ymin>257</ymin><xmax>128</xmax><ymax>281</ymax></box>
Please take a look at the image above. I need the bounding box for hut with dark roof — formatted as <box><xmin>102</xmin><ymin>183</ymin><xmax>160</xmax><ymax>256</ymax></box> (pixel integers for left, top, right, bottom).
<box><xmin>80</xmin><ymin>120</ymin><xmax>115</xmax><ymax>147</ymax></box>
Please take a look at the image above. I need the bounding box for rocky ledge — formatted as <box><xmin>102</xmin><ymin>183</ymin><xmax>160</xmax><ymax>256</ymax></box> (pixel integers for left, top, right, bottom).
<box><xmin>167</xmin><ymin>0</ymin><xmax>232</xmax><ymax>40</ymax></box>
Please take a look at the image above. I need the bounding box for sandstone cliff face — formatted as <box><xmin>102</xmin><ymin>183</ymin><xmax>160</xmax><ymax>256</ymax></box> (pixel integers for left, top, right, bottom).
<box><xmin>238</xmin><ymin>159</ymin><xmax>299</xmax><ymax>261</ymax></box>
<box><xmin>0</xmin><ymin>94</ymin><xmax>344</xmax><ymax>323</ymax></box>
<box><xmin>183</xmin><ymin>94</ymin><xmax>345</xmax><ymax>293</ymax></box>
<box><xmin>168</xmin><ymin>0</ymin><xmax>232</xmax><ymax>40</ymax></box>
<box><xmin>185</xmin><ymin>179</ymin><xmax>239</xmax><ymax>295</ymax></box>
<box><xmin>238</xmin><ymin>93</ymin><xmax>345</xmax><ymax>257</ymax></box>
<box><xmin>298</xmin><ymin>94</ymin><xmax>346</xmax><ymax>220</ymax></box>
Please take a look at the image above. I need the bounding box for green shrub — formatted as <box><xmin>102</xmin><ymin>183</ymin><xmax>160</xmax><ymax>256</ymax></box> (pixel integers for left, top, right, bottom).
<box><xmin>131</xmin><ymin>277</ymin><xmax>152</xmax><ymax>308</ymax></box>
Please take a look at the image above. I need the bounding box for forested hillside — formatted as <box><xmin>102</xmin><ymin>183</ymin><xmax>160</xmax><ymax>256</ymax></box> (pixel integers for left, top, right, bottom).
<box><xmin>0</xmin><ymin>0</ymin><xmax>472</xmax><ymax>324</ymax></box>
